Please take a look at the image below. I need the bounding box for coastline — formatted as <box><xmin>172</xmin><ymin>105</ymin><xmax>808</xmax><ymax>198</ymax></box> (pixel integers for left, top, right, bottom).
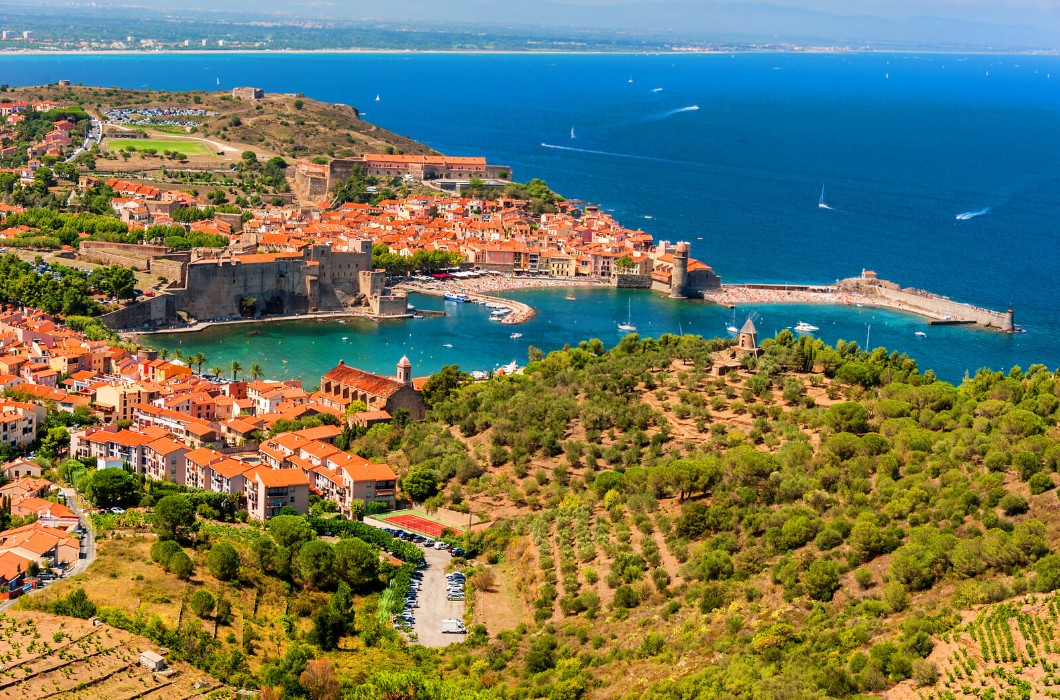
<box><xmin>1</xmin><ymin>48</ymin><xmax>1056</xmax><ymax>58</ymax></box>
<box><xmin>126</xmin><ymin>308</ymin><xmax>382</xmax><ymax>340</ymax></box>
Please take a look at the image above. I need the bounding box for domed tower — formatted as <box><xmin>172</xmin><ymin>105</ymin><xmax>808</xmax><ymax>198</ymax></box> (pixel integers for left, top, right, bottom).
<box><xmin>669</xmin><ymin>242</ymin><xmax>690</xmax><ymax>299</ymax></box>
<box><xmin>396</xmin><ymin>355</ymin><xmax>413</xmax><ymax>387</ymax></box>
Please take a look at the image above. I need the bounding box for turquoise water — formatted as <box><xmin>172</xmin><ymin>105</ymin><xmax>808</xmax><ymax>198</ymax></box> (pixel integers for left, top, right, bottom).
<box><xmin>3</xmin><ymin>52</ymin><xmax>1058</xmax><ymax>380</ymax></box>
<box><xmin>144</xmin><ymin>288</ymin><xmax>1015</xmax><ymax>384</ymax></box>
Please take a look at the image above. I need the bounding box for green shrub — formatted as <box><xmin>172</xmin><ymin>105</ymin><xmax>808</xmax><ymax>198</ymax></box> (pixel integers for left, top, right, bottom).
<box><xmin>1029</xmin><ymin>472</ymin><xmax>1055</xmax><ymax>495</ymax></box>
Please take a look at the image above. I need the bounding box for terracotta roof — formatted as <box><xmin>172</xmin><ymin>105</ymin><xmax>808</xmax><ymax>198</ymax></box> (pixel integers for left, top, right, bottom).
<box><xmin>0</xmin><ymin>551</ymin><xmax>33</xmax><ymax>581</ymax></box>
<box><xmin>250</xmin><ymin>466</ymin><xmax>310</xmax><ymax>488</ymax></box>
<box><xmin>322</xmin><ymin>362</ymin><xmax>405</xmax><ymax>399</ymax></box>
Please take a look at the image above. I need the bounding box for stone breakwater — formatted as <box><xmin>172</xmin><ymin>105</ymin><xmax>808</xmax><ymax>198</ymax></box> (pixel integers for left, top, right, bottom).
<box><xmin>703</xmin><ymin>274</ymin><xmax>1015</xmax><ymax>333</ymax></box>
<box><xmin>398</xmin><ymin>283</ymin><xmax>536</xmax><ymax>324</ymax></box>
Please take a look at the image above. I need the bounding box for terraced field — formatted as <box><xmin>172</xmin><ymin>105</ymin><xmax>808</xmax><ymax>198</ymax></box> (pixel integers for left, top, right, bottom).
<box><xmin>0</xmin><ymin>611</ymin><xmax>222</xmax><ymax>699</ymax></box>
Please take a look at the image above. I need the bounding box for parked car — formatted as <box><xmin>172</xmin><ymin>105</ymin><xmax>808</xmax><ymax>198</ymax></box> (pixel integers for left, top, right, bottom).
<box><xmin>109</xmin><ymin>507</ymin><xmax>125</xmax><ymax>514</ymax></box>
<box><xmin>450</xmin><ymin>547</ymin><xmax>466</xmax><ymax>558</ymax></box>
<box><xmin>434</xmin><ymin>541</ymin><xmax>449</xmax><ymax>550</ymax></box>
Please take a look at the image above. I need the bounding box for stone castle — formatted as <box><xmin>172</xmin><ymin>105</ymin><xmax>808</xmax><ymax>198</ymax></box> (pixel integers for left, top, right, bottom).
<box><xmin>84</xmin><ymin>239</ymin><xmax>408</xmax><ymax>331</ymax></box>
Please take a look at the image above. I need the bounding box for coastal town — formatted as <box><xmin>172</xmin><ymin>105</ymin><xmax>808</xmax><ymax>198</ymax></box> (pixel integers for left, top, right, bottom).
<box><xmin>0</xmin><ymin>76</ymin><xmax>1051</xmax><ymax>700</ymax></box>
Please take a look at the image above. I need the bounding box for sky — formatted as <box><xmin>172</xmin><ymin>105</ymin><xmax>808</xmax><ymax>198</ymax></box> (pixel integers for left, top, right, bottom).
<box><xmin>24</xmin><ymin>0</ymin><xmax>1060</xmax><ymax>48</ymax></box>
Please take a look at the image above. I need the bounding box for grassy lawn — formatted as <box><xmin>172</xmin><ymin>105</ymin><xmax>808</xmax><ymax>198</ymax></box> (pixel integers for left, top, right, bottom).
<box><xmin>107</xmin><ymin>138</ymin><xmax>215</xmax><ymax>156</ymax></box>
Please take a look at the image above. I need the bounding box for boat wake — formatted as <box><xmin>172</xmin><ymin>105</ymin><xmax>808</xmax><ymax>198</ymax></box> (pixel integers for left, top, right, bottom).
<box><xmin>955</xmin><ymin>207</ymin><xmax>990</xmax><ymax>221</ymax></box>
<box><xmin>541</xmin><ymin>142</ymin><xmax>670</xmax><ymax>163</ymax></box>
<box><xmin>651</xmin><ymin>104</ymin><xmax>700</xmax><ymax>120</ymax></box>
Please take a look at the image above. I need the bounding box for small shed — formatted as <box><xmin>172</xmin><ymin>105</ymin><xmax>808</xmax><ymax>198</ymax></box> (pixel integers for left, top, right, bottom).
<box><xmin>139</xmin><ymin>650</ymin><xmax>166</xmax><ymax>672</ymax></box>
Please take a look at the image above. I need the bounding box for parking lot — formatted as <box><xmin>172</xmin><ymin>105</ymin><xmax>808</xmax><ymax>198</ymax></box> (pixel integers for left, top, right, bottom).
<box><xmin>409</xmin><ymin>545</ymin><xmax>466</xmax><ymax>647</ymax></box>
<box><xmin>364</xmin><ymin>518</ymin><xmax>467</xmax><ymax>647</ymax></box>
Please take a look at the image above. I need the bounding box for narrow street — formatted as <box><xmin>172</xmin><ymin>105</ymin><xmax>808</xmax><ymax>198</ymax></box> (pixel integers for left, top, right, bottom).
<box><xmin>0</xmin><ymin>487</ymin><xmax>97</xmax><ymax>613</ymax></box>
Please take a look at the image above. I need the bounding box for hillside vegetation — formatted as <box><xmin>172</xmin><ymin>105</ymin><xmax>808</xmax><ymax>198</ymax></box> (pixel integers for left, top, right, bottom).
<box><xmin>24</xmin><ymin>330</ymin><xmax>1060</xmax><ymax>699</ymax></box>
<box><xmin>340</xmin><ymin>332</ymin><xmax>1060</xmax><ymax>698</ymax></box>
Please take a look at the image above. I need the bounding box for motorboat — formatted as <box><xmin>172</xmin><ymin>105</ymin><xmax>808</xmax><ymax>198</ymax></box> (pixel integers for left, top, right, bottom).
<box><xmin>444</xmin><ymin>292</ymin><xmax>470</xmax><ymax>302</ymax></box>
<box><xmin>618</xmin><ymin>299</ymin><xmax>637</xmax><ymax>332</ymax></box>
<box><xmin>794</xmin><ymin>321</ymin><xmax>819</xmax><ymax>333</ymax></box>
<box><xmin>510</xmin><ymin>333</ymin><xmax>523</xmax><ymax>339</ymax></box>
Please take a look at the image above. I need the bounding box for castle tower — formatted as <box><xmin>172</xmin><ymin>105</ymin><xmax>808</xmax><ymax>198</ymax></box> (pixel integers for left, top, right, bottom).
<box><xmin>669</xmin><ymin>242</ymin><xmax>689</xmax><ymax>299</ymax></box>
<box><xmin>396</xmin><ymin>356</ymin><xmax>413</xmax><ymax>387</ymax></box>
<box><xmin>1003</xmin><ymin>309</ymin><xmax>1015</xmax><ymax>333</ymax></box>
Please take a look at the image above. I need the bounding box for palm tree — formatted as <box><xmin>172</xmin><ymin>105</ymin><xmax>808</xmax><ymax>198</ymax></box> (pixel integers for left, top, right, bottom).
<box><xmin>248</xmin><ymin>363</ymin><xmax>264</xmax><ymax>381</ymax></box>
<box><xmin>191</xmin><ymin>352</ymin><xmax>207</xmax><ymax>375</ymax></box>
<box><xmin>230</xmin><ymin>360</ymin><xmax>243</xmax><ymax>380</ymax></box>
<box><xmin>210</xmin><ymin>365</ymin><xmax>224</xmax><ymax>378</ymax></box>
<box><xmin>172</xmin><ymin>348</ymin><xmax>184</xmax><ymax>361</ymax></box>
<box><xmin>158</xmin><ymin>348</ymin><xmax>170</xmax><ymax>360</ymax></box>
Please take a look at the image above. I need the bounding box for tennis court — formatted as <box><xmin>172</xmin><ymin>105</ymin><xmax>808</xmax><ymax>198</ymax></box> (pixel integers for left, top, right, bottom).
<box><xmin>380</xmin><ymin>512</ymin><xmax>455</xmax><ymax>538</ymax></box>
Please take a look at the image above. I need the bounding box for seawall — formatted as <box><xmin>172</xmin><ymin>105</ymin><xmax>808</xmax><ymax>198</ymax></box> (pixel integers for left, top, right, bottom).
<box><xmin>837</xmin><ymin>275</ymin><xmax>1014</xmax><ymax>332</ymax></box>
<box><xmin>704</xmin><ymin>274</ymin><xmax>1015</xmax><ymax>333</ymax></box>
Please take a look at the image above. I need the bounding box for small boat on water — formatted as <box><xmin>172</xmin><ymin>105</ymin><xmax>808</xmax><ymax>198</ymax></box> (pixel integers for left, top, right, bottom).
<box><xmin>341</xmin><ymin>336</ymin><xmax>348</xmax><ymax>341</ymax></box>
<box><xmin>509</xmin><ymin>333</ymin><xmax>523</xmax><ymax>339</ymax></box>
<box><xmin>914</xmin><ymin>331</ymin><xmax>927</xmax><ymax>338</ymax></box>
<box><xmin>375</xmin><ymin>94</ymin><xmax>381</xmax><ymax>102</ymax></box>
<box><xmin>443</xmin><ymin>343</ymin><xmax>453</xmax><ymax>348</ymax></box>
<box><xmin>444</xmin><ymin>292</ymin><xmax>470</xmax><ymax>302</ymax></box>
<box><xmin>565</xmin><ymin>294</ymin><xmax>576</xmax><ymax>301</ymax></box>
<box><xmin>618</xmin><ymin>299</ymin><xmax>637</xmax><ymax>333</ymax></box>
<box><xmin>726</xmin><ymin>307</ymin><xmax>738</xmax><ymax>335</ymax></box>
<box><xmin>794</xmin><ymin>321</ymin><xmax>820</xmax><ymax>333</ymax></box>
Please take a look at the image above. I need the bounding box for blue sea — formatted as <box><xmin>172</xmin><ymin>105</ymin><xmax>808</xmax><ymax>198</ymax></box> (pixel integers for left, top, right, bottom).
<box><xmin>3</xmin><ymin>52</ymin><xmax>1058</xmax><ymax>382</ymax></box>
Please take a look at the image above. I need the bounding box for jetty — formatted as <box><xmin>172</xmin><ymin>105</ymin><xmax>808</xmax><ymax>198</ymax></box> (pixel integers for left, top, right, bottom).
<box><xmin>401</xmin><ymin>283</ymin><xmax>536</xmax><ymax>325</ymax></box>
<box><xmin>703</xmin><ymin>270</ymin><xmax>1015</xmax><ymax>333</ymax></box>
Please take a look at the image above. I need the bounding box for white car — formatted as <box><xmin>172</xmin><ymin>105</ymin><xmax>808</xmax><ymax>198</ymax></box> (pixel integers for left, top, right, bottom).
<box><xmin>434</xmin><ymin>541</ymin><xmax>449</xmax><ymax>550</ymax></box>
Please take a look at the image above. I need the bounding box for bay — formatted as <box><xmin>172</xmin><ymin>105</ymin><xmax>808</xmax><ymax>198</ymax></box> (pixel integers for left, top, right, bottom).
<box><xmin>3</xmin><ymin>51</ymin><xmax>1058</xmax><ymax>381</ymax></box>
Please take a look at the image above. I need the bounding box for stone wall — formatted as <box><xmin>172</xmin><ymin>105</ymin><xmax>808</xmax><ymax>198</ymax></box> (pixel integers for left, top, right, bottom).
<box><xmin>614</xmin><ymin>273</ymin><xmax>652</xmax><ymax>289</ymax></box>
<box><xmin>839</xmin><ymin>276</ymin><xmax>1014</xmax><ymax>331</ymax></box>
<box><xmin>686</xmin><ymin>267</ymin><xmax>723</xmax><ymax>294</ymax></box>
<box><xmin>99</xmin><ymin>294</ymin><xmax>175</xmax><ymax>331</ymax></box>
<box><xmin>174</xmin><ymin>259</ymin><xmax>316</xmax><ymax>320</ymax></box>
<box><xmin>77</xmin><ymin>241</ymin><xmax>189</xmax><ymax>287</ymax></box>
<box><xmin>368</xmin><ymin>292</ymin><xmax>409</xmax><ymax>317</ymax></box>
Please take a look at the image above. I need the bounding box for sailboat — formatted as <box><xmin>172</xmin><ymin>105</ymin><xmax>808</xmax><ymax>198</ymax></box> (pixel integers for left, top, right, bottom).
<box><xmin>818</xmin><ymin>184</ymin><xmax>833</xmax><ymax>210</ymax></box>
<box><xmin>618</xmin><ymin>299</ymin><xmax>637</xmax><ymax>332</ymax></box>
<box><xmin>375</xmin><ymin>94</ymin><xmax>381</xmax><ymax>102</ymax></box>
<box><xmin>726</xmin><ymin>307</ymin><xmax>738</xmax><ymax>335</ymax></box>
<box><xmin>628</xmin><ymin>75</ymin><xmax>634</xmax><ymax>84</ymax></box>
<box><xmin>570</xmin><ymin>126</ymin><xmax>575</xmax><ymax>139</ymax></box>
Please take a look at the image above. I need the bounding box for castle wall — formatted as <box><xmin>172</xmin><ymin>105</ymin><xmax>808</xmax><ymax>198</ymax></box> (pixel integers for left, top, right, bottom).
<box><xmin>174</xmin><ymin>259</ymin><xmax>314</xmax><ymax>320</ymax></box>
<box><xmin>686</xmin><ymin>268</ymin><xmax>723</xmax><ymax>294</ymax></box>
<box><xmin>99</xmin><ymin>294</ymin><xmax>175</xmax><ymax>331</ymax></box>
<box><xmin>77</xmin><ymin>241</ymin><xmax>189</xmax><ymax>287</ymax></box>
<box><xmin>368</xmin><ymin>292</ymin><xmax>409</xmax><ymax>317</ymax></box>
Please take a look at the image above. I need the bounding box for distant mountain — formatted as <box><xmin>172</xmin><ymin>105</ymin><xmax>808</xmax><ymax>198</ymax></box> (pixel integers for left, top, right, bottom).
<box><xmin>22</xmin><ymin>0</ymin><xmax>1060</xmax><ymax>50</ymax></box>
